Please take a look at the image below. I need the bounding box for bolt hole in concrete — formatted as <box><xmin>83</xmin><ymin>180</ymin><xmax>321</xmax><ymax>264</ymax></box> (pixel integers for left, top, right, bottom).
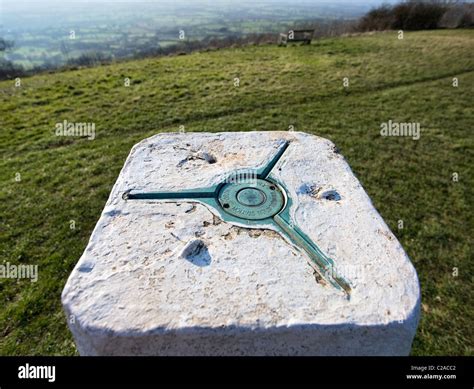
<box><xmin>199</xmin><ymin>152</ymin><xmax>216</xmax><ymax>164</ymax></box>
<box><xmin>298</xmin><ymin>184</ymin><xmax>341</xmax><ymax>201</ymax></box>
<box><xmin>180</xmin><ymin>239</ymin><xmax>211</xmax><ymax>267</ymax></box>
<box><xmin>320</xmin><ymin>190</ymin><xmax>341</xmax><ymax>201</ymax></box>
<box><xmin>177</xmin><ymin>151</ymin><xmax>217</xmax><ymax>167</ymax></box>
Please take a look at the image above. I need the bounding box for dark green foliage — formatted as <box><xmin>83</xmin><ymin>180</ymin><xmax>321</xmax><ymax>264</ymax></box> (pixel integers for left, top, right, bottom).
<box><xmin>358</xmin><ymin>1</ymin><xmax>473</xmax><ymax>31</ymax></box>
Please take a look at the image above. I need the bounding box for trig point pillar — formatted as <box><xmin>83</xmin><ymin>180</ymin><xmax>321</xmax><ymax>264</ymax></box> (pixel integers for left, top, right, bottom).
<box><xmin>62</xmin><ymin>131</ymin><xmax>420</xmax><ymax>355</ymax></box>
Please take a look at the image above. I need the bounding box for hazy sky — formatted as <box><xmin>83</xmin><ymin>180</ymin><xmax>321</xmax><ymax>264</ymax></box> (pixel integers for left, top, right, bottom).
<box><xmin>3</xmin><ymin>0</ymin><xmax>399</xmax><ymax>4</ymax></box>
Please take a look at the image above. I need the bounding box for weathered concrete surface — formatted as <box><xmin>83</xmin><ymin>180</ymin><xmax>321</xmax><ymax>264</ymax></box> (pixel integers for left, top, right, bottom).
<box><xmin>62</xmin><ymin>131</ymin><xmax>420</xmax><ymax>355</ymax></box>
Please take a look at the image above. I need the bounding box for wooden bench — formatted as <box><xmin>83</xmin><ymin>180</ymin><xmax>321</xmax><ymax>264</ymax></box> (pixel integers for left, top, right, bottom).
<box><xmin>278</xmin><ymin>29</ymin><xmax>314</xmax><ymax>46</ymax></box>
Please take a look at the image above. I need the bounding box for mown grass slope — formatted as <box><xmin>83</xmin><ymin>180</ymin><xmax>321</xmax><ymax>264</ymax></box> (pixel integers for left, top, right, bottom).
<box><xmin>0</xmin><ymin>29</ymin><xmax>473</xmax><ymax>355</ymax></box>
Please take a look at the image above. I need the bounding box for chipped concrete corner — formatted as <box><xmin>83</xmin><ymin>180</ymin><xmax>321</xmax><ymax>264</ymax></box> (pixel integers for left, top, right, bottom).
<box><xmin>61</xmin><ymin>131</ymin><xmax>421</xmax><ymax>356</ymax></box>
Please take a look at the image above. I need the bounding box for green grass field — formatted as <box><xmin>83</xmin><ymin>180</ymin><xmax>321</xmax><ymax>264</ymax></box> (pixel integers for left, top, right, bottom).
<box><xmin>0</xmin><ymin>29</ymin><xmax>473</xmax><ymax>355</ymax></box>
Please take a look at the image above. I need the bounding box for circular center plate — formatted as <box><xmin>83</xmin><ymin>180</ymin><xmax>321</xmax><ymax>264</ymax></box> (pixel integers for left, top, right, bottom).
<box><xmin>237</xmin><ymin>188</ymin><xmax>266</xmax><ymax>206</ymax></box>
<box><xmin>218</xmin><ymin>179</ymin><xmax>285</xmax><ymax>220</ymax></box>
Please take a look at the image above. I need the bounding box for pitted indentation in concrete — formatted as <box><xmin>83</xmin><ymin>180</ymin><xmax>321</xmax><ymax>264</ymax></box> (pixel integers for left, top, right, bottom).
<box><xmin>180</xmin><ymin>239</ymin><xmax>211</xmax><ymax>267</ymax></box>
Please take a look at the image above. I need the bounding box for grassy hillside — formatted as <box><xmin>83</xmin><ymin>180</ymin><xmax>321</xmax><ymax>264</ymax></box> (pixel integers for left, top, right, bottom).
<box><xmin>0</xmin><ymin>29</ymin><xmax>473</xmax><ymax>355</ymax></box>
